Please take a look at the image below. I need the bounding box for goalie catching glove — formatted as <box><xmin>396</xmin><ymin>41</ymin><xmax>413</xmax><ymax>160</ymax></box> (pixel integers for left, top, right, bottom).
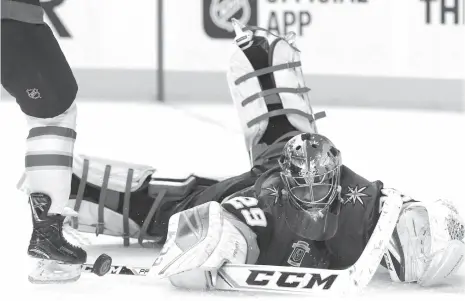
<box><xmin>381</xmin><ymin>189</ymin><xmax>465</xmax><ymax>286</ymax></box>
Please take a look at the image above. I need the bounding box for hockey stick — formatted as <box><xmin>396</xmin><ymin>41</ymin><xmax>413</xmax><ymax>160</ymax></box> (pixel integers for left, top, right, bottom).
<box><xmin>82</xmin><ymin>195</ymin><xmax>402</xmax><ymax>294</ymax></box>
<box><xmin>82</xmin><ymin>263</ymin><xmax>150</xmax><ymax>276</ymax></box>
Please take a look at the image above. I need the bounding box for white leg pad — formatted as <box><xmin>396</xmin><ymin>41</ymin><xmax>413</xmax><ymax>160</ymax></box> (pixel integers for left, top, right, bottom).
<box><xmin>65</xmin><ymin>199</ymin><xmax>141</xmax><ymax>238</ymax></box>
<box><xmin>73</xmin><ymin>154</ymin><xmax>155</xmax><ymax>193</ymax></box>
<box><xmin>227</xmin><ymin>32</ymin><xmax>323</xmax><ymax>153</ymax></box>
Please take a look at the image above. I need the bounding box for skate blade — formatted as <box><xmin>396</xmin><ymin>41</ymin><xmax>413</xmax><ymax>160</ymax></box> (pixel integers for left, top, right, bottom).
<box><xmin>28</xmin><ymin>274</ymin><xmax>81</xmax><ymax>284</ymax></box>
<box><xmin>28</xmin><ymin>257</ymin><xmax>82</xmax><ymax>284</ymax></box>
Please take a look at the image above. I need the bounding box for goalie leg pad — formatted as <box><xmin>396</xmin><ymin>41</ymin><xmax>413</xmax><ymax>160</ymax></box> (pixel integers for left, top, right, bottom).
<box><xmin>70</xmin><ymin>155</ymin><xmax>155</xmax><ymax>245</ymax></box>
<box><xmin>227</xmin><ymin>25</ymin><xmax>326</xmax><ymax>166</ymax></box>
<box><xmin>69</xmin><ymin>155</ymin><xmax>217</xmax><ymax>247</ymax></box>
<box><xmin>227</xmin><ymin>27</ymin><xmax>325</xmax><ymax>166</ymax></box>
<box><xmin>72</xmin><ymin>154</ymin><xmax>155</xmax><ymax>193</ymax></box>
<box><xmin>65</xmin><ymin>198</ymin><xmax>142</xmax><ymax>240</ymax></box>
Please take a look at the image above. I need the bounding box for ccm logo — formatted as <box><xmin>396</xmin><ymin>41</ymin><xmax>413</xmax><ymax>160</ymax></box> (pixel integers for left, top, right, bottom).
<box><xmin>245</xmin><ymin>270</ymin><xmax>338</xmax><ymax>290</ymax></box>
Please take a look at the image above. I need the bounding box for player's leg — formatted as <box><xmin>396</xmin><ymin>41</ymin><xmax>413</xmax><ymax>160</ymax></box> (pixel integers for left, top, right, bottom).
<box><xmin>227</xmin><ymin>20</ymin><xmax>326</xmax><ymax>167</ymax></box>
<box><xmin>1</xmin><ymin>2</ymin><xmax>85</xmax><ymax>283</ymax></box>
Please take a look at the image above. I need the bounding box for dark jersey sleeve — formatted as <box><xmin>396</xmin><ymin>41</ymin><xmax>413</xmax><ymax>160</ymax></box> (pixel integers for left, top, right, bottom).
<box><xmin>221</xmin><ymin>188</ymin><xmax>274</xmax><ymax>252</ymax></box>
<box><xmin>1</xmin><ymin>0</ymin><xmax>45</xmax><ymax>24</ymax></box>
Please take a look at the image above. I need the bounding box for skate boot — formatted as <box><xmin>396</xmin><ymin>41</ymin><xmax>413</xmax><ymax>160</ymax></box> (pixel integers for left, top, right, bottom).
<box><xmin>28</xmin><ymin>192</ymin><xmax>87</xmax><ymax>283</ymax></box>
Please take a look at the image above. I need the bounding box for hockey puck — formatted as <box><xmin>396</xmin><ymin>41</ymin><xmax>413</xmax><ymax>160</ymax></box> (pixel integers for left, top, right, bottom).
<box><xmin>92</xmin><ymin>253</ymin><xmax>112</xmax><ymax>276</ymax></box>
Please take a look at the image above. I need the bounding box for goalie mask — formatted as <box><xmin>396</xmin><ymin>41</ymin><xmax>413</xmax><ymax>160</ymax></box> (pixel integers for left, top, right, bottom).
<box><xmin>278</xmin><ymin>133</ymin><xmax>342</xmax><ymax>241</ymax></box>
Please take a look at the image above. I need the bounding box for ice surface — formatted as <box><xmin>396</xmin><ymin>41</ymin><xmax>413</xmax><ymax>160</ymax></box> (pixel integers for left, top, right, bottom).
<box><xmin>0</xmin><ymin>99</ymin><xmax>464</xmax><ymax>300</ymax></box>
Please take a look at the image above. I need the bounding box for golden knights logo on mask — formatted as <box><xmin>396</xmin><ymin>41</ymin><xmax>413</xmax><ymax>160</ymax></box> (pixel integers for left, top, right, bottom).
<box><xmin>287</xmin><ymin>241</ymin><xmax>310</xmax><ymax>267</ymax></box>
<box><xmin>203</xmin><ymin>0</ymin><xmax>257</xmax><ymax>39</ymax></box>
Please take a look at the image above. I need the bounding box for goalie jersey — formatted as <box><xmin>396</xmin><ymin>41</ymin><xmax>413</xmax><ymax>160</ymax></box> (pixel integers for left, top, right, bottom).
<box><xmin>220</xmin><ymin>165</ymin><xmax>383</xmax><ymax>269</ymax></box>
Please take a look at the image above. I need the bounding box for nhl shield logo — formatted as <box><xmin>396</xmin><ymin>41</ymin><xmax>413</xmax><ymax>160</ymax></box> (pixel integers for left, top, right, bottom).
<box><xmin>203</xmin><ymin>0</ymin><xmax>257</xmax><ymax>39</ymax></box>
<box><xmin>26</xmin><ymin>88</ymin><xmax>41</xmax><ymax>99</ymax></box>
<box><xmin>287</xmin><ymin>241</ymin><xmax>310</xmax><ymax>267</ymax></box>
<box><xmin>210</xmin><ymin>0</ymin><xmax>251</xmax><ymax>32</ymax></box>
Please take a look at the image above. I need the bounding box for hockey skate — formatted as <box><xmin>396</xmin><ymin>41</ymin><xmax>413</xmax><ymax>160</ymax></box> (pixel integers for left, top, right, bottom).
<box><xmin>28</xmin><ymin>192</ymin><xmax>87</xmax><ymax>283</ymax></box>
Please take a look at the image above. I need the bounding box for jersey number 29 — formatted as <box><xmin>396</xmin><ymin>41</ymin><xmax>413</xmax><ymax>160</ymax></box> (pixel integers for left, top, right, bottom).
<box><xmin>224</xmin><ymin>197</ymin><xmax>267</xmax><ymax>227</ymax></box>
